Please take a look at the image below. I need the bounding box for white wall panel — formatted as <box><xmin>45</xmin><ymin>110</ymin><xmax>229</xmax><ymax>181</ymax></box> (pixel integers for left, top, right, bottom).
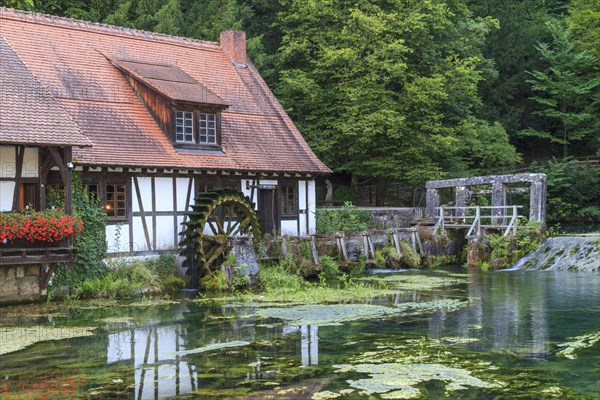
<box><xmin>0</xmin><ymin>182</ymin><xmax>15</xmax><ymax>211</ymax></box>
<box><xmin>175</xmin><ymin>177</ymin><xmax>192</xmax><ymax>211</ymax></box>
<box><xmin>106</xmin><ymin>224</ymin><xmax>131</xmax><ymax>253</ymax></box>
<box><xmin>281</xmin><ymin>220</ymin><xmax>298</xmax><ymax>236</ymax></box>
<box><xmin>0</xmin><ymin>146</ymin><xmax>16</xmax><ymax>178</ymax></box>
<box><xmin>132</xmin><ymin>216</ymin><xmax>153</xmax><ymax>252</ymax></box>
<box><xmin>298</xmin><ymin>180</ymin><xmax>307</xmax><ymax>236</ymax></box>
<box><xmin>154</xmin><ymin>177</ymin><xmax>173</xmax><ymax>212</ymax></box>
<box><xmin>155</xmin><ymin>216</ymin><xmax>175</xmax><ymax>250</ymax></box>
<box><xmin>132</xmin><ymin>177</ymin><xmax>152</xmax><ymax>213</ymax></box>
<box><xmin>22</xmin><ymin>147</ymin><xmax>38</xmax><ymax>177</ymax></box>
<box><xmin>307</xmin><ymin>180</ymin><xmax>316</xmax><ymax>234</ymax></box>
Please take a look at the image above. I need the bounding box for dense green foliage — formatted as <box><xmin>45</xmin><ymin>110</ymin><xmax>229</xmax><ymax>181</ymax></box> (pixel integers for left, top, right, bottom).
<box><xmin>6</xmin><ymin>0</ymin><xmax>599</xmax><ymax>224</ymax></box>
<box><xmin>315</xmin><ymin>202</ymin><xmax>373</xmax><ymax>233</ymax></box>
<box><xmin>48</xmin><ymin>174</ymin><xmax>108</xmax><ymax>296</ymax></box>
<box><xmin>541</xmin><ymin>159</ymin><xmax>600</xmax><ymax>224</ymax></box>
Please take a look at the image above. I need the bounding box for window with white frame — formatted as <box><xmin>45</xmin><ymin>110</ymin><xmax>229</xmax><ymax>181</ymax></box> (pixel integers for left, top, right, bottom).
<box><xmin>199</xmin><ymin>113</ymin><xmax>217</xmax><ymax>144</ymax></box>
<box><xmin>176</xmin><ymin>111</ymin><xmax>194</xmax><ymax>143</ymax></box>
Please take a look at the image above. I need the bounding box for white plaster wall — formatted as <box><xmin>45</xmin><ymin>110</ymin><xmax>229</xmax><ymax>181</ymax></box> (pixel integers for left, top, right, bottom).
<box><xmin>0</xmin><ymin>182</ymin><xmax>15</xmax><ymax>211</ymax></box>
<box><xmin>298</xmin><ymin>180</ymin><xmax>307</xmax><ymax>236</ymax></box>
<box><xmin>22</xmin><ymin>147</ymin><xmax>38</xmax><ymax>177</ymax></box>
<box><xmin>281</xmin><ymin>220</ymin><xmax>298</xmax><ymax>236</ymax></box>
<box><xmin>154</xmin><ymin>177</ymin><xmax>173</xmax><ymax>212</ymax></box>
<box><xmin>132</xmin><ymin>217</ymin><xmax>152</xmax><ymax>252</ymax></box>
<box><xmin>0</xmin><ymin>146</ymin><xmax>16</xmax><ymax>178</ymax></box>
<box><xmin>307</xmin><ymin>180</ymin><xmax>316</xmax><ymax>234</ymax></box>
<box><xmin>132</xmin><ymin>177</ymin><xmax>152</xmax><ymax>213</ymax></box>
<box><xmin>175</xmin><ymin>177</ymin><xmax>192</xmax><ymax>211</ymax></box>
<box><xmin>106</xmin><ymin>223</ymin><xmax>131</xmax><ymax>253</ymax></box>
<box><xmin>155</xmin><ymin>215</ymin><xmax>175</xmax><ymax>250</ymax></box>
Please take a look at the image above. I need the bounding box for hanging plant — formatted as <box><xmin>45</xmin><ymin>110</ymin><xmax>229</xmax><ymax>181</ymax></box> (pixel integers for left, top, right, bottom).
<box><xmin>0</xmin><ymin>208</ymin><xmax>83</xmax><ymax>244</ymax></box>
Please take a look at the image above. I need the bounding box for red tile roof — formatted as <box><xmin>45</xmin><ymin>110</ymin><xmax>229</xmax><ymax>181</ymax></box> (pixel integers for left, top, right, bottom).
<box><xmin>0</xmin><ymin>34</ymin><xmax>91</xmax><ymax>147</ymax></box>
<box><xmin>0</xmin><ymin>8</ymin><xmax>330</xmax><ymax>174</ymax></box>
<box><xmin>112</xmin><ymin>59</ymin><xmax>229</xmax><ymax>106</ymax></box>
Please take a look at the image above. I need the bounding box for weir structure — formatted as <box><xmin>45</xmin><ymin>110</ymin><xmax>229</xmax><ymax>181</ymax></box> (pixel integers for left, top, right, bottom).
<box><xmin>426</xmin><ymin>173</ymin><xmax>547</xmax><ymax>230</ymax></box>
<box><xmin>424</xmin><ymin>173</ymin><xmax>547</xmax><ymax>265</ymax></box>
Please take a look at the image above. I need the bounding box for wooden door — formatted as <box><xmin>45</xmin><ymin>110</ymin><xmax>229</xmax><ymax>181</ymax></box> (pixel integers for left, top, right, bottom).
<box><xmin>258</xmin><ymin>188</ymin><xmax>280</xmax><ymax>235</ymax></box>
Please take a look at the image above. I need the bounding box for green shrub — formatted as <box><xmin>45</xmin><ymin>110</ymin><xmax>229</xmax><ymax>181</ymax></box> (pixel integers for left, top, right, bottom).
<box><xmin>151</xmin><ymin>253</ymin><xmax>176</xmax><ymax>278</ymax></box>
<box><xmin>317</xmin><ymin>255</ymin><xmax>339</xmax><ymax>281</ymax></box>
<box><xmin>200</xmin><ymin>271</ymin><xmax>229</xmax><ymax>291</ymax></box>
<box><xmin>315</xmin><ymin>202</ymin><xmax>373</xmax><ymax>234</ymax></box>
<box><xmin>259</xmin><ymin>257</ymin><xmax>305</xmax><ymax>292</ymax></box>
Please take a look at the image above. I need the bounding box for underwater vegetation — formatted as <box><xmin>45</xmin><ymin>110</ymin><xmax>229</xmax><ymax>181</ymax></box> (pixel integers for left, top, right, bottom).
<box><xmin>254</xmin><ymin>299</ymin><xmax>469</xmax><ymax>327</ymax></box>
<box><xmin>0</xmin><ymin>326</ymin><xmax>96</xmax><ymax>356</ymax></box>
<box><xmin>555</xmin><ymin>331</ymin><xmax>600</xmax><ymax>359</ymax></box>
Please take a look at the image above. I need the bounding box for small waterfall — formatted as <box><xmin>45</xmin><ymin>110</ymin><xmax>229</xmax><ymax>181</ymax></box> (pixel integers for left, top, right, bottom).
<box><xmin>508</xmin><ymin>236</ymin><xmax>600</xmax><ymax>272</ymax></box>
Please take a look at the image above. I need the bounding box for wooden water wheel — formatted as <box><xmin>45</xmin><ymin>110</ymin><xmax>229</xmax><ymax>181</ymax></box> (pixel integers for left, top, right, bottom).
<box><xmin>181</xmin><ymin>189</ymin><xmax>261</xmax><ymax>277</ymax></box>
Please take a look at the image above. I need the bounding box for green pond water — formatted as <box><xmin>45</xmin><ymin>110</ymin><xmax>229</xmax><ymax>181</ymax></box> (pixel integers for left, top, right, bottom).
<box><xmin>1</xmin><ymin>269</ymin><xmax>599</xmax><ymax>399</ymax></box>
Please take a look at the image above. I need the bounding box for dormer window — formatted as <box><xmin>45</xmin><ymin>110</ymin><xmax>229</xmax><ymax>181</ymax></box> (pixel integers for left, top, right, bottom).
<box><xmin>112</xmin><ymin>59</ymin><xmax>229</xmax><ymax>150</ymax></box>
<box><xmin>199</xmin><ymin>113</ymin><xmax>217</xmax><ymax>144</ymax></box>
<box><xmin>176</xmin><ymin>111</ymin><xmax>194</xmax><ymax>143</ymax></box>
<box><xmin>174</xmin><ymin>109</ymin><xmax>220</xmax><ymax>147</ymax></box>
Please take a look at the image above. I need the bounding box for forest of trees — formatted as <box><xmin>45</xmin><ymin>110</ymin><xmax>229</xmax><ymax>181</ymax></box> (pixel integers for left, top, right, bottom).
<box><xmin>3</xmin><ymin>0</ymin><xmax>599</xmax><ymax>221</ymax></box>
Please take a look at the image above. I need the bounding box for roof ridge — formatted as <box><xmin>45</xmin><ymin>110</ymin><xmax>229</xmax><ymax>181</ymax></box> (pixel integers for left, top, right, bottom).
<box><xmin>0</xmin><ymin>7</ymin><xmax>219</xmax><ymax>49</ymax></box>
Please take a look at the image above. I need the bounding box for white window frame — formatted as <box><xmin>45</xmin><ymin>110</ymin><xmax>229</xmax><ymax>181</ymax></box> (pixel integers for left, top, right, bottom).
<box><xmin>176</xmin><ymin>111</ymin><xmax>194</xmax><ymax>143</ymax></box>
<box><xmin>198</xmin><ymin>113</ymin><xmax>217</xmax><ymax>144</ymax></box>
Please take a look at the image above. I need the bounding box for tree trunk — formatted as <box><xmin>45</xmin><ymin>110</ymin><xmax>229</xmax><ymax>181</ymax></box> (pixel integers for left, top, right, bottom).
<box><xmin>376</xmin><ymin>177</ymin><xmax>387</xmax><ymax>207</ymax></box>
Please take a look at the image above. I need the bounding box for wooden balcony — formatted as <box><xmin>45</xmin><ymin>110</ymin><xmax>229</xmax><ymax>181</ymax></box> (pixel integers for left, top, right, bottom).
<box><xmin>0</xmin><ymin>239</ymin><xmax>76</xmax><ymax>266</ymax></box>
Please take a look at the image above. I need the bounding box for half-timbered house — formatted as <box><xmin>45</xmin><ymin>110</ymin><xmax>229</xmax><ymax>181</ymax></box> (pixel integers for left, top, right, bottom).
<box><xmin>0</xmin><ymin>8</ymin><xmax>330</xmax><ymax>255</ymax></box>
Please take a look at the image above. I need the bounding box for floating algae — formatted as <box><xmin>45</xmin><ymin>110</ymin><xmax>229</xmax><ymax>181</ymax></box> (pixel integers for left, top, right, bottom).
<box><xmin>177</xmin><ymin>340</ymin><xmax>251</xmax><ymax>355</ymax></box>
<box><xmin>0</xmin><ymin>326</ymin><xmax>96</xmax><ymax>355</ymax></box>
<box><xmin>256</xmin><ymin>304</ymin><xmax>402</xmax><ymax>326</ymax></box>
<box><xmin>556</xmin><ymin>331</ymin><xmax>600</xmax><ymax>359</ymax></box>
<box><xmin>256</xmin><ymin>299</ymin><xmax>469</xmax><ymax>327</ymax></box>
<box><xmin>334</xmin><ymin>362</ymin><xmax>501</xmax><ymax>399</ymax></box>
<box><xmin>393</xmin><ymin>299</ymin><xmax>468</xmax><ymax>314</ymax></box>
<box><xmin>361</xmin><ymin>274</ymin><xmax>467</xmax><ymax>291</ymax></box>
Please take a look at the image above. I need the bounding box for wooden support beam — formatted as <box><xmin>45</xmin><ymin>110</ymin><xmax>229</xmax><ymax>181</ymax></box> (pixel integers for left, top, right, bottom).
<box><xmin>11</xmin><ymin>145</ymin><xmax>25</xmax><ymax>210</ymax></box>
<box><xmin>133</xmin><ymin>176</ymin><xmax>152</xmax><ymax>252</ymax></box>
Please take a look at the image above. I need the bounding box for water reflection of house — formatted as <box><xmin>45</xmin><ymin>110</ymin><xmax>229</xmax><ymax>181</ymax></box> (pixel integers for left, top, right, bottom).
<box><xmin>283</xmin><ymin>325</ymin><xmax>319</xmax><ymax>367</ymax></box>
<box><xmin>106</xmin><ymin>305</ymin><xmax>198</xmax><ymax>399</ymax></box>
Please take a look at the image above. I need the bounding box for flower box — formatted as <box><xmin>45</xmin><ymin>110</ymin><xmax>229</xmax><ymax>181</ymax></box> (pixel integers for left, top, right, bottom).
<box><xmin>0</xmin><ymin>209</ymin><xmax>83</xmax><ymax>245</ymax></box>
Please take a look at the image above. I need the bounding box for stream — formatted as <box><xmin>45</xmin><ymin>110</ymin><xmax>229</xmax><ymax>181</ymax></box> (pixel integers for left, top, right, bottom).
<box><xmin>0</xmin><ymin>269</ymin><xmax>598</xmax><ymax>399</ymax></box>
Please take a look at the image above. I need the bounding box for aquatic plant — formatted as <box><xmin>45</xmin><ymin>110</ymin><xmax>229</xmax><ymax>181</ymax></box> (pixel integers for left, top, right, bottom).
<box><xmin>555</xmin><ymin>331</ymin><xmax>600</xmax><ymax>359</ymax></box>
<box><xmin>0</xmin><ymin>326</ymin><xmax>95</xmax><ymax>356</ymax></box>
<box><xmin>334</xmin><ymin>362</ymin><xmax>502</xmax><ymax>398</ymax></box>
<box><xmin>255</xmin><ymin>299</ymin><xmax>469</xmax><ymax>326</ymax></box>
<box><xmin>177</xmin><ymin>340</ymin><xmax>251</xmax><ymax>355</ymax></box>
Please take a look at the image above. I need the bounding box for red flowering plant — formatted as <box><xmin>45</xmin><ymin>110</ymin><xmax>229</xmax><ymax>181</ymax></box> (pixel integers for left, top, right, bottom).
<box><xmin>0</xmin><ymin>208</ymin><xmax>84</xmax><ymax>244</ymax></box>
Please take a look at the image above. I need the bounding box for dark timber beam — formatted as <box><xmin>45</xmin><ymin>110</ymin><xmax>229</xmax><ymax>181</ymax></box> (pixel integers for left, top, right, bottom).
<box><xmin>11</xmin><ymin>145</ymin><xmax>25</xmax><ymax>210</ymax></box>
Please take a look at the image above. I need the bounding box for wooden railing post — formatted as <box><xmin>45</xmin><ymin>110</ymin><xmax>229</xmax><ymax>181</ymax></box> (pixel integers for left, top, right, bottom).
<box><xmin>513</xmin><ymin>205</ymin><xmax>518</xmax><ymax>236</ymax></box>
<box><xmin>475</xmin><ymin>206</ymin><xmax>481</xmax><ymax>237</ymax></box>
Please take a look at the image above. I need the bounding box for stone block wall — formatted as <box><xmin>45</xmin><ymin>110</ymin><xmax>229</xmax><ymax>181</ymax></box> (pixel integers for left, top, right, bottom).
<box><xmin>0</xmin><ymin>265</ymin><xmax>44</xmax><ymax>304</ymax></box>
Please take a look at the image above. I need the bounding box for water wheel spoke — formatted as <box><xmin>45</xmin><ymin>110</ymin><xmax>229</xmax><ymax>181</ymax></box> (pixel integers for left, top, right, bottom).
<box><xmin>225</xmin><ymin>204</ymin><xmax>235</xmax><ymax>234</ymax></box>
<box><xmin>232</xmin><ymin>216</ymin><xmax>252</xmax><ymax>235</ymax></box>
<box><xmin>206</xmin><ymin>216</ymin><xmax>219</xmax><ymax>236</ymax></box>
<box><xmin>204</xmin><ymin>244</ymin><xmax>227</xmax><ymax>267</ymax></box>
<box><xmin>212</xmin><ymin>207</ymin><xmax>227</xmax><ymax>234</ymax></box>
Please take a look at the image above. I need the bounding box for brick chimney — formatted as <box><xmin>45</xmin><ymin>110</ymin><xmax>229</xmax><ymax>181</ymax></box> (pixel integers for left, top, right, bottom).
<box><xmin>220</xmin><ymin>30</ymin><xmax>247</xmax><ymax>66</ymax></box>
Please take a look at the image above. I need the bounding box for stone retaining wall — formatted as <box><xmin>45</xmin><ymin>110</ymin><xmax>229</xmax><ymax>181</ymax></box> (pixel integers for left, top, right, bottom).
<box><xmin>0</xmin><ymin>265</ymin><xmax>45</xmax><ymax>304</ymax></box>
